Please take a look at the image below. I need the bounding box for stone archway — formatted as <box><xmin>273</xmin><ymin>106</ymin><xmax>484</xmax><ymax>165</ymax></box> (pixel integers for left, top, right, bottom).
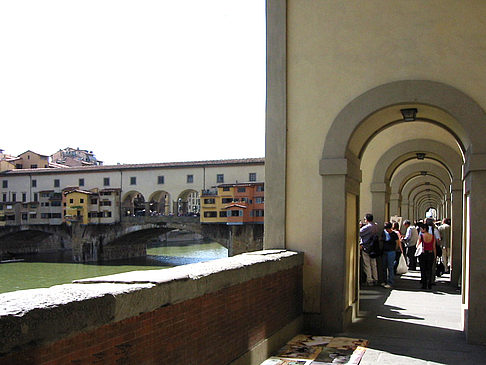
<box><xmin>319</xmin><ymin>80</ymin><xmax>486</xmax><ymax>343</ymax></box>
<box><xmin>148</xmin><ymin>191</ymin><xmax>171</xmax><ymax>216</ymax></box>
<box><xmin>122</xmin><ymin>191</ymin><xmax>147</xmax><ymax>216</ymax></box>
<box><xmin>176</xmin><ymin>190</ymin><xmax>200</xmax><ymax>216</ymax></box>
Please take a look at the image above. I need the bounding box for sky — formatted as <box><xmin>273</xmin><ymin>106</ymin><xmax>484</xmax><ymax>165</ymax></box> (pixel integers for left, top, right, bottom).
<box><xmin>0</xmin><ymin>1</ymin><xmax>266</xmax><ymax>165</ymax></box>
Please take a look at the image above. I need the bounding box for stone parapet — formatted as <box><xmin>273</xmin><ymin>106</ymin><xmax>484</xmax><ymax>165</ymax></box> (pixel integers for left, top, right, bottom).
<box><xmin>0</xmin><ymin>250</ymin><xmax>303</xmax><ymax>364</ymax></box>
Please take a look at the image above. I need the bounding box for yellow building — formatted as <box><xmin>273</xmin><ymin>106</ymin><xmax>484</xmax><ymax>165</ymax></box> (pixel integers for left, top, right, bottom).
<box><xmin>0</xmin><ymin>160</ymin><xmax>16</xmax><ymax>172</ymax></box>
<box><xmin>0</xmin><ymin>208</ymin><xmax>5</xmax><ymax>227</ymax></box>
<box><xmin>200</xmin><ymin>185</ymin><xmax>235</xmax><ymax>223</ymax></box>
<box><xmin>16</xmin><ymin>150</ymin><xmax>49</xmax><ymax>169</ymax></box>
<box><xmin>63</xmin><ymin>190</ymin><xmax>92</xmax><ymax>225</ymax></box>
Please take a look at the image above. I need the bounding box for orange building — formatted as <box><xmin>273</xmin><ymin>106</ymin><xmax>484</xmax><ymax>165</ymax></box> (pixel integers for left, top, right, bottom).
<box><xmin>200</xmin><ymin>182</ymin><xmax>264</xmax><ymax>225</ymax></box>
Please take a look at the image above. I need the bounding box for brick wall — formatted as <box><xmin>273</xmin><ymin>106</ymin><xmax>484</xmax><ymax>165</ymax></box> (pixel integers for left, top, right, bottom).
<box><xmin>1</xmin><ymin>266</ymin><xmax>302</xmax><ymax>365</ymax></box>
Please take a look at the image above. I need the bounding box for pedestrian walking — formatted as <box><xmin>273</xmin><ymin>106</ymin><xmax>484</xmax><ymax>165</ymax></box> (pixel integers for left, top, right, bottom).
<box><xmin>381</xmin><ymin>222</ymin><xmax>400</xmax><ymax>289</ymax></box>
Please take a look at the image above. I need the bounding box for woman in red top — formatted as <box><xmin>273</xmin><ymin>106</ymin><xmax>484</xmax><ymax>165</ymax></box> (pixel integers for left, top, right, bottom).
<box><xmin>417</xmin><ymin>223</ymin><xmax>437</xmax><ymax>289</ymax></box>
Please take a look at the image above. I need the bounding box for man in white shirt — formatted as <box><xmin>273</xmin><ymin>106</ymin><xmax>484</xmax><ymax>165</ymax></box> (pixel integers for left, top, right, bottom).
<box><xmin>359</xmin><ymin>213</ymin><xmax>379</xmax><ymax>286</ymax></box>
<box><xmin>401</xmin><ymin>220</ymin><xmax>419</xmax><ymax>270</ymax></box>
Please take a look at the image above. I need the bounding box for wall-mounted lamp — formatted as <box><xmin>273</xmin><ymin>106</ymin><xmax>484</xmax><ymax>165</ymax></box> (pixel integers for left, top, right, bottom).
<box><xmin>400</xmin><ymin>108</ymin><xmax>418</xmax><ymax>121</ymax></box>
<box><xmin>416</xmin><ymin>153</ymin><xmax>426</xmax><ymax>160</ymax></box>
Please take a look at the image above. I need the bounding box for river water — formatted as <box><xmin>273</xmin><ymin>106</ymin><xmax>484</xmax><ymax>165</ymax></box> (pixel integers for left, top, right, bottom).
<box><xmin>0</xmin><ymin>240</ymin><xmax>228</xmax><ymax>294</ymax></box>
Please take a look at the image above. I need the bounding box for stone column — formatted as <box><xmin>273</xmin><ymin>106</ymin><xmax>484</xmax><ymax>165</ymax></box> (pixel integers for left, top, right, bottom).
<box><xmin>389</xmin><ymin>193</ymin><xmax>401</xmax><ymax>218</ymax></box>
<box><xmin>319</xmin><ymin>157</ymin><xmax>361</xmax><ymax>333</ymax></box>
<box><xmin>450</xmin><ymin>180</ymin><xmax>462</xmax><ymax>287</ymax></box>
<box><xmin>264</xmin><ymin>0</ymin><xmax>287</xmax><ymax>249</ymax></box>
<box><xmin>401</xmin><ymin>199</ymin><xmax>410</xmax><ymax>220</ymax></box>
<box><xmin>445</xmin><ymin>192</ymin><xmax>452</xmax><ymax>219</ymax></box>
<box><xmin>371</xmin><ymin>182</ymin><xmax>388</xmax><ymax>225</ymax></box>
<box><xmin>463</xmin><ymin>154</ymin><xmax>486</xmax><ymax>344</ymax></box>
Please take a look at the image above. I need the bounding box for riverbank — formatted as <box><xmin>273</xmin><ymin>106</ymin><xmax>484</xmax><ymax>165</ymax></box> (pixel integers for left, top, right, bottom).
<box><xmin>0</xmin><ymin>240</ymin><xmax>227</xmax><ymax>294</ymax></box>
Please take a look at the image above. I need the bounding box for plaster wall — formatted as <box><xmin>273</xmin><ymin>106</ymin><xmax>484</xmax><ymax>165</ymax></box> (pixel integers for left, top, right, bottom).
<box><xmin>0</xmin><ymin>162</ymin><xmax>264</xmax><ymax>206</ymax></box>
<box><xmin>277</xmin><ymin>0</ymin><xmax>486</xmax><ymax>316</ymax></box>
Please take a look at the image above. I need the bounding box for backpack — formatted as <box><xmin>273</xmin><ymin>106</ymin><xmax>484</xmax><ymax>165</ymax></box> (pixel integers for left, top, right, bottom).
<box><xmin>366</xmin><ymin>235</ymin><xmax>381</xmax><ymax>258</ymax></box>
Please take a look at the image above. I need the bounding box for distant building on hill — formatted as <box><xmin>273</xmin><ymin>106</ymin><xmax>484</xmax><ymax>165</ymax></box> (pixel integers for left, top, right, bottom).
<box><xmin>51</xmin><ymin>147</ymin><xmax>102</xmax><ymax>167</ymax></box>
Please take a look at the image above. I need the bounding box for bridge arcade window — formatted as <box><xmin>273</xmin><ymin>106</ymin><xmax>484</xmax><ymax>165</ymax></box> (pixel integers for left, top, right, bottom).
<box><xmin>79</xmin><ymin>178</ymin><xmax>85</xmax><ymax>187</ymax></box>
<box><xmin>103</xmin><ymin>177</ymin><xmax>110</xmax><ymax>186</ymax></box>
<box><xmin>32</xmin><ymin>179</ymin><xmax>37</xmax><ymax>188</ymax></box>
<box><xmin>2</xmin><ymin>180</ymin><xmax>7</xmax><ymax>188</ymax></box>
<box><xmin>130</xmin><ymin>177</ymin><xmax>136</xmax><ymax>185</ymax></box>
<box><xmin>217</xmin><ymin>174</ymin><xmax>224</xmax><ymax>183</ymax></box>
<box><xmin>249</xmin><ymin>172</ymin><xmax>256</xmax><ymax>181</ymax></box>
<box><xmin>158</xmin><ymin>176</ymin><xmax>165</xmax><ymax>184</ymax></box>
<box><xmin>187</xmin><ymin>174</ymin><xmax>194</xmax><ymax>183</ymax></box>
<box><xmin>54</xmin><ymin>179</ymin><xmax>60</xmax><ymax>188</ymax></box>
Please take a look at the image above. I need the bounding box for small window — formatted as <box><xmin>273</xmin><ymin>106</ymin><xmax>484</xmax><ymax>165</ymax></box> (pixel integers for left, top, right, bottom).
<box><xmin>69</xmin><ymin>199</ymin><xmax>74</xmax><ymax>204</ymax></box>
<box><xmin>91</xmin><ymin>199</ymin><xmax>98</xmax><ymax>204</ymax></box>
<box><xmin>12</xmin><ymin>193</ymin><xmax>16</xmax><ymax>202</ymax></box>
<box><xmin>130</xmin><ymin>177</ymin><xmax>136</xmax><ymax>185</ymax></box>
<box><xmin>79</xmin><ymin>178</ymin><xmax>85</xmax><ymax>187</ymax></box>
<box><xmin>2</xmin><ymin>193</ymin><xmax>7</xmax><ymax>202</ymax></box>
<box><xmin>217</xmin><ymin>174</ymin><xmax>224</xmax><ymax>183</ymax></box>
<box><xmin>2</xmin><ymin>180</ymin><xmax>7</xmax><ymax>188</ymax></box>
<box><xmin>187</xmin><ymin>175</ymin><xmax>194</xmax><ymax>183</ymax></box>
<box><xmin>33</xmin><ymin>193</ymin><xmax>38</xmax><ymax>202</ymax></box>
<box><xmin>204</xmin><ymin>198</ymin><xmax>216</xmax><ymax>204</ymax></box>
<box><xmin>204</xmin><ymin>211</ymin><xmax>217</xmax><ymax>218</ymax></box>
<box><xmin>158</xmin><ymin>176</ymin><xmax>165</xmax><ymax>184</ymax></box>
<box><xmin>80</xmin><ymin>199</ymin><xmax>84</xmax><ymax>204</ymax></box>
<box><xmin>249</xmin><ymin>173</ymin><xmax>256</xmax><ymax>182</ymax></box>
<box><xmin>22</xmin><ymin>193</ymin><xmax>27</xmax><ymax>202</ymax></box>
<box><xmin>103</xmin><ymin>177</ymin><xmax>110</xmax><ymax>186</ymax></box>
<box><xmin>30</xmin><ymin>164</ymin><xmax>38</xmax><ymax>169</ymax></box>
<box><xmin>237</xmin><ymin>187</ymin><xmax>246</xmax><ymax>193</ymax></box>
<box><xmin>256</xmin><ymin>185</ymin><xmax>264</xmax><ymax>192</ymax></box>
<box><xmin>223</xmin><ymin>187</ymin><xmax>230</xmax><ymax>191</ymax></box>
<box><xmin>54</xmin><ymin>179</ymin><xmax>60</xmax><ymax>188</ymax></box>
<box><xmin>255</xmin><ymin>197</ymin><xmax>264</xmax><ymax>204</ymax></box>
<box><xmin>219</xmin><ymin>211</ymin><xmax>227</xmax><ymax>217</ymax></box>
<box><xmin>32</xmin><ymin>179</ymin><xmax>37</xmax><ymax>187</ymax></box>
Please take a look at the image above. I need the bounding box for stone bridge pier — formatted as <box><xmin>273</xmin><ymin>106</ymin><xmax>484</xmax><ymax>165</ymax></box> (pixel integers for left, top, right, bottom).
<box><xmin>71</xmin><ymin>216</ymin><xmax>264</xmax><ymax>262</ymax></box>
<box><xmin>0</xmin><ymin>216</ymin><xmax>264</xmax><ymax>262</ymax></box>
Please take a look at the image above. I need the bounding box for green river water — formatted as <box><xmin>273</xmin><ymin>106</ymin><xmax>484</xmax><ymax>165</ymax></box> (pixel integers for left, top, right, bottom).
<box><xmin>0</xmin><ymin>240</ymin><xmax>228</xmax><ymax>294</ymax></box>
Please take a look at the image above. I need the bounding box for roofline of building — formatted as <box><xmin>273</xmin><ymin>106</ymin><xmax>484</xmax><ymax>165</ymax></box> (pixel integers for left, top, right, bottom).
<box><xmin>0</xmin><ymin>158</ymin><xmax>265</xmax><ymax>176</ymax></box>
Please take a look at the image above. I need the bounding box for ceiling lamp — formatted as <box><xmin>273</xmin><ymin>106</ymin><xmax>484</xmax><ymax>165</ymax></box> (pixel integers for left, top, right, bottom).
<box><xmin>416</xmin><ymin>153</ymin><xmax>426</xmax><ymax>160</ymax></box>
<box><xmin>400</xmin><ymin>108</ymin><xmax>418</xmax><ymax>121</ymax></box>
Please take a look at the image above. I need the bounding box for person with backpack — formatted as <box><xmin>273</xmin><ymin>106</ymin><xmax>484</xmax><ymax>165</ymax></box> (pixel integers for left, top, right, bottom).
<box><xmin>381</xmin><ymin>222</ymin><xmax>400</xmax><ymax>289</ymax></box>
<box><xmin>359</xmin><ymin>213</ymin><xmax>379</xmax><ymax>286</ymax></box>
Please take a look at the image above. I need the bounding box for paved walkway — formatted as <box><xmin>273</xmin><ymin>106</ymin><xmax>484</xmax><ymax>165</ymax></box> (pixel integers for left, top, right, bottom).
<box><xmin>337</xmin><ymin>270</ymin><xmax>486</xmax><ymax>364</ymax></box>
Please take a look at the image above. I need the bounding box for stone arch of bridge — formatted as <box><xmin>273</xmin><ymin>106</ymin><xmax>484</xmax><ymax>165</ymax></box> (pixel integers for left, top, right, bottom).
<box><xmin>319</xmin><ymin>79</ymin><xmax>486</xmax><ymax>342</ymax></box>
